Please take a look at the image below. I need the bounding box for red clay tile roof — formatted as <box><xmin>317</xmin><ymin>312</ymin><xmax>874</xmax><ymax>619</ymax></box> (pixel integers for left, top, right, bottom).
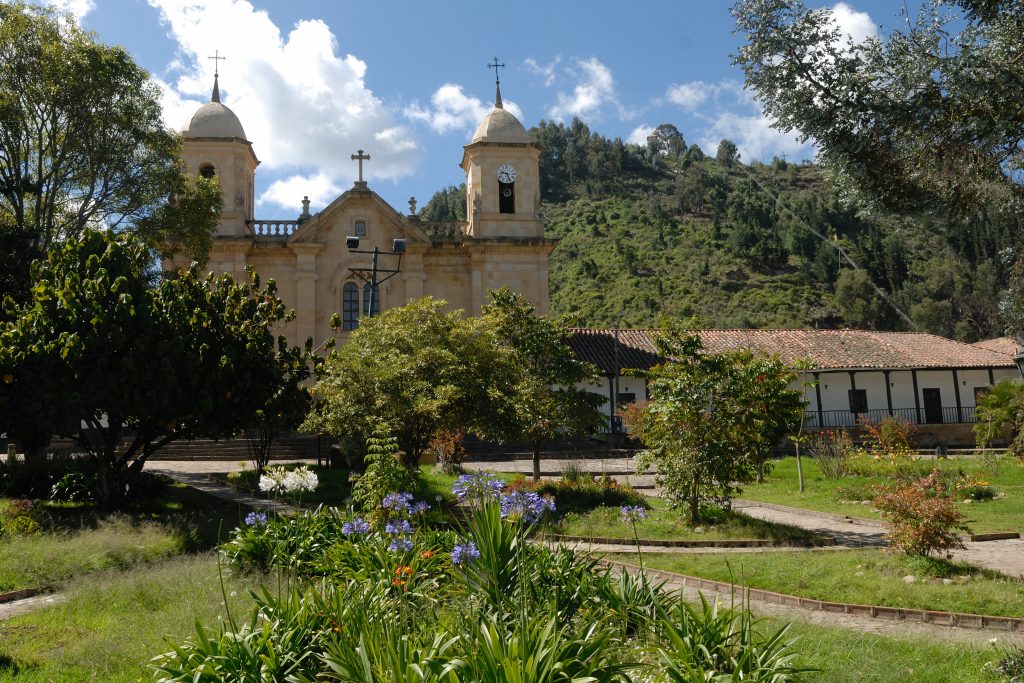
<box><xmin>972</xmin><ymin>337</ymin><xmax>1020</xmax><ymax>357</ymax></box>
<box><xmin>568</xmin><ymin>328</ymin><xmax>1017</xmax><ymax>375</ymax></box>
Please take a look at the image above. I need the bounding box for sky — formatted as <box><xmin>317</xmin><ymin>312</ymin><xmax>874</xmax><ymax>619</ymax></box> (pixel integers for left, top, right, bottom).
<box><xmin>45</xmin><ymin>0</ymin><xmax>902</xmax><ymax>219</ymax></box>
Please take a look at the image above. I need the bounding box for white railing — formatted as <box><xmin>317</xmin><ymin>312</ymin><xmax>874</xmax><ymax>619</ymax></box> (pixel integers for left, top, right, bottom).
<box><xmin>250</xmin><ymin>220</ymin><xmax>300</xmax><ymax>237</ymax></box>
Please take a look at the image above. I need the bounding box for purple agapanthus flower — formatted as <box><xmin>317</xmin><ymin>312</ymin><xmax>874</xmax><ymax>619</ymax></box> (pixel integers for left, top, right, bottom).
<box><xmin>452</xmin><ymin>472</ymin><xmax>505</xmax><ymax>502</ymax></box>
<box><xmin>382</xmin><ymin>492</ymin><xmax>414</xmax><ymax>513</ymax></box>
<box><xmin>244</xmin><ymin>511</ymin><xmax>268</xmax><ymax>527</ymax></box>
<box><xmin>389</xmin><ymin>537</ymin><xmax>414</xmax><ymax>553</ymax></box>
<box><xmin>451</xmin><ymin>541</ymin><xmax>480</xmax><ymax>565</ymax></box>
<box><xmin>411</xmin><ymin>501</ymin><xmax>431</xmax><ymax>515</ymax></box>
<box><xmin>500</xmin><ymin>491</ymin><xmax>555</xmax><ymax>524</ymax></box>
<box><xmin>620</xmin><ymin>505</ymin><xmax>649</xmax><ymax>523</ymax></box>
<box><xmin>342</xmin><ymin>517</ymin><xmax>370</xmax><ymax>536</ymax></box>
<box><xmin>385</xmin><ymin>519</ymin><xmax>413</xmax><ymax>535</ymax></box>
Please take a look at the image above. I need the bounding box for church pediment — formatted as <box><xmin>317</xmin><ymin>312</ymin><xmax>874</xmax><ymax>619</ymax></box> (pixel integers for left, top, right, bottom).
<box><xmin>288</xmin><ymin>188</ymin><xmax>431</xmax><ymax>246</ymax></box>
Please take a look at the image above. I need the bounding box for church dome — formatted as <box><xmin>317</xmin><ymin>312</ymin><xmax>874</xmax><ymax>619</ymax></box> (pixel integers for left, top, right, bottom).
<box><xmin>181</xmin><ymin>75</ymin><xmax>248</xmax><ymax>140</ymax></box>
<box><xmin>471</xmin><ymin>106</ymin><xmax>530</xmax><ymax>144</ymax></box>
<box><xmin>182</xmin><ymin>101</ymin><xmax>247</xmax><ymax>140</ymax></box>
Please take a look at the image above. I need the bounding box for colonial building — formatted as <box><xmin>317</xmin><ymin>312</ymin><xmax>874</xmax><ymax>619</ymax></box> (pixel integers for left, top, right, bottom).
<box><xmin>165</xmin><ymin>74</ymin><xmax>556</xmax><ymax>346</ymax></box>
<box><xmin>569</xmin><ymin>328</ymin><xmax>1020</xmax><ymax>446</ymax></box>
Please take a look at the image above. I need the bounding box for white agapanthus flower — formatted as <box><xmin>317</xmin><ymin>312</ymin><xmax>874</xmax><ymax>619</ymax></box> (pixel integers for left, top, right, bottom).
<box><xmin>258</xmin><ymin>465</ymin><xmax>318</xmax><ymax>494</ymax></box>
<box><xmin>282</xmin><ymin>466</ymin><xmax>319</xmax><ymax>493</ymax></box>
<box><xmin>258</xmin><ymin>466</ymin><xmax>288</xmax><ymax>493</ymax></box>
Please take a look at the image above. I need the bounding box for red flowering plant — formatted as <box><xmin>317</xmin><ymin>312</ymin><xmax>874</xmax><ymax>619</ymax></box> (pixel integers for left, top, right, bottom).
<box><xmin>872</xmin><ymin>469</ymin><xmax>970</xmax><ymax>557</ymax></box>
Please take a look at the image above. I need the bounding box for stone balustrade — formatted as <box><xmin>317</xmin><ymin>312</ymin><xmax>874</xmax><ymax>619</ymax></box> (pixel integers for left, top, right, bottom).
<box><xmin>249</xmin><ymin>219</ymin><xmax>301</xmax><ymax>238</ymax></box>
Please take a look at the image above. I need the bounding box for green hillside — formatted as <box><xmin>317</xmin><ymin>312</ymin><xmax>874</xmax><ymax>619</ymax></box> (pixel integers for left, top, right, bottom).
<box><xmin>422</xmin><ymin>120</ymin><xmax>1018</xmax><ymax>340</ymax></box>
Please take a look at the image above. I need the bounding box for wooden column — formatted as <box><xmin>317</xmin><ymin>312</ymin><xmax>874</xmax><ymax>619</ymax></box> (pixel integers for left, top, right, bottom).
<box><xmin>813</xmin><ymin>372</ymin><xmax>824</xmax><ymax>427</ymax></box>
<box><xmin>953</xmin><ymin>369</ymin><xmax>963</xmax><ymax>423</ymax></box>
<box><xmin>912</xmin><ymin>369</ymin><xmax>922</xmax><ymax>424</ymax></box>
<box><xmin>884</xmin><ymin>370</ymin><xmax>893</xmax><ymax>416</ymax></box>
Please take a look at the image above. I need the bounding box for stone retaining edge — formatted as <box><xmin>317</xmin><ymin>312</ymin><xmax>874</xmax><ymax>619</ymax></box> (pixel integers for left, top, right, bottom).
<box><xmin>539</xmin><ymin>533</ymin><xmax>836</xmax><ymax>548</ymax></box>
<box><xmin>0</xmin><ymin>588</ymin><xmax>43</xmax><ymax>604</ymax></box>
<box><xmin>601</xmin><ymin>559</ymin><xmax>1023</xmax><ymax>632</ymax></box>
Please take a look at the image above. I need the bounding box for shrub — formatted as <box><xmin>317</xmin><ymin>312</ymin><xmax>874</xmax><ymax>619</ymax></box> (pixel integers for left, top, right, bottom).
<box><xmin>350</xmin><ymin>431</ymin><xmax>412</xmax><ymax>527</ymax></box>
<box><xmin>985</xmin><ymin>641</ymin><xmax>1024</xmax><ymax>683</ymax></box>
<box><xmin>807</xmin><ymin>430</ymin><xmax>852</xmax><ymax>479</ymax></box>
<box><xmin>859</xmin><ymin>415</ymin><xmax>918</xmax><ymax>460</ymax></box>
<box><xmin>873</xmin><ymin>469</ymin><xmax>970</xmax><ymax>557</ymax></box>
<box><xmin>428</xmin><ymin>428</ymin><xmax>467</xmax><ymax>475</ymax></box>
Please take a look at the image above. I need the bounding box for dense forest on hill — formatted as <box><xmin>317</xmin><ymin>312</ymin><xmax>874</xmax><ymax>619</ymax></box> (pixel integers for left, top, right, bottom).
<box><xmin>421</xmin><ymin>120</ymin><xmax>1019</xmax><ymax>341</ymax></box>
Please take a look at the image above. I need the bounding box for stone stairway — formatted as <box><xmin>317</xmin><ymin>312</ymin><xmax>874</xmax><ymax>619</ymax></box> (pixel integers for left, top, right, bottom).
<box><xmin>147</xmin><ymin>435</ymin><xmax>325</xmax><ymax>461</ymax></box>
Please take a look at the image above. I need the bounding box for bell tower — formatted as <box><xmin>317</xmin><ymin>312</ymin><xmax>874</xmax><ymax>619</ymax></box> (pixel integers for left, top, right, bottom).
<box><xmin>180</xmin><ymin>61</ymin><xmax>258</xmax><ymax>237</ymax></box>
<box><xmin>460</xmin><ymin>61</ymin><xmax>543</xmax><ymax>239</ymax></box>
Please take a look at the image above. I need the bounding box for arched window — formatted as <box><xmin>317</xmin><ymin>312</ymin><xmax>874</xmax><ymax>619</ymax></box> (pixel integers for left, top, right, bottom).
<box><xmin>498</xmin><ymin>181</ymin><xmax>514</xmax><ymax>213</ymax></box>
<box><xmin>363</xmin><ymin>284</ymin><xmax>379</xmax><ymax>317</ymax></box>
<box><xmin>342</xmin><ymin>282</ymin><xmax>360</xmax><ymax>330</ymax></box>
<box><xmin>199</xmin><ymin>163</ymin><xmax>216</xmax><ymax>179</ymax></box>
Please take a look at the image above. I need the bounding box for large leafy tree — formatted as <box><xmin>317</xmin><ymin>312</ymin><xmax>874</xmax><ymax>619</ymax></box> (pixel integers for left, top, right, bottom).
<box><xmin>0</xmin><ymin>3</ymin><xmax>220</xmax><ymax>304</ymax></box>
<box><xmin>305</xmin><ymin>298</ymin><xmax>516</xmax><ymax>468</ymax></box>
<box><xmin>733</xmin><ymin>0</ymin><xmax>1024</xmax><ymax>217</ymax></box>
<box><xmin>0</xmin><ymin>229</ymin><xmax>309</xmax><ymax>509</ymax></box>
<box><xmin>481</xmin><ymin>288</ymin><xmax>606</xmax><ymax>482</ymax></box>
<box><xmin>628</xmin><ymin>324</ymin><xmax>799</xmax><ymax>523</ymax></box>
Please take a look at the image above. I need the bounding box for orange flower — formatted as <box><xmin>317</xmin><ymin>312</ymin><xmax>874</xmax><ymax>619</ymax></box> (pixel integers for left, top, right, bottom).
<box><xmin>420</xmin><ymin>550</ymin><xmax>435</xmax><ymax>559</ymax></box>
<box><xmin>394</xmin><ymin>565</ymin><xmax>413</xmax><ymax>576</ymax></box>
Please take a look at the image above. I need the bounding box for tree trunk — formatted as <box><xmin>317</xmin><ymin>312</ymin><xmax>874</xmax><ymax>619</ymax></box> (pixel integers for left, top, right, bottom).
<box><xmin>532</xmin><ymin>439</ymin><xmax>543</xmax><ymax>483</ymax></box>
<box><xmin>795</xmin><ymin>442</ymin><xmax>805</xmax><ymax>493</ymax></box>
<box><xmin>689</xmin><ymin>477</ymin><xmax>700</xmax><ymax>525</ymax></box>
<box><xmin>755</xmin><ymin>459</ymin><xmax>765</xmax><ymax>483</ymax></box>
<box><xmin>95</xmin><ymin>460</ymin><xmax>126</xmax><ymax>511</ymax></box>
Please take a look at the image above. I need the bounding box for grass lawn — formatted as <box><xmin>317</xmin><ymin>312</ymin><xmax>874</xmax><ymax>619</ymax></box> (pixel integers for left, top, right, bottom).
<box><xmin>740</xmin><ymin>456</ymin><xmax>1024</xmax><ymax>534</ymax></box>
<box><xmin>778</xmin><ymin>617</ymin><xmax>1000</xmax><ymax>683</ymax></box>
<box><xmin>636</xmin><ymin>548</ymin><xmax>1024</xmax><ymax>617</ymax></box>
<box><xmin>0</xmin><ymin>483</ymin><xmax>249</xmax><ymax>592</ymax></box>
<box><xmin>550</xmin><ymin>497</ymin><xmax>821</xmax><ymax>542</ymax></box>
<box><xmin>0</xmin><ymin>553</ymin><xmax>264</xmax><ymax>682</ymax></box>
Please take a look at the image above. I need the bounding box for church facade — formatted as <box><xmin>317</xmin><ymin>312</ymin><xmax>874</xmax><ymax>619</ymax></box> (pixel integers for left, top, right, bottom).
<box><xmin>165</xmin><ymin>76</ymin><xmax>556</xmax><ymax>347</ymax></box>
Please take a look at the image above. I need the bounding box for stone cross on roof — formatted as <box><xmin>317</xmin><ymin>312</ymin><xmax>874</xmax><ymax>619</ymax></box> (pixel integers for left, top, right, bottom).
<box><xmin>351</xmin><ymin>149</ymin><xmax>370</xmax><ymax>187</ymax></box>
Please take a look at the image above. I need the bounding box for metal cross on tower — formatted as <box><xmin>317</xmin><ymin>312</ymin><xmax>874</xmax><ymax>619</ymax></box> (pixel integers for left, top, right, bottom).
<box><xmin>488</xmin><ymin>57</ymin><xmax>505</xmax><ymax>108</ymax></box>
<box><xmin>488</xmin><ymin>57</ymin><xmax>505</xmax><ymax>85</ymax></box>
<box><xmin>208</xmin><ymin>50</ymin><xmax>227</xmax><ymax>76</ymax></box>
<box><xmin>351</xmin><ymin>149</ymin><xmax>370</xmax><ymax>185</ymax></box>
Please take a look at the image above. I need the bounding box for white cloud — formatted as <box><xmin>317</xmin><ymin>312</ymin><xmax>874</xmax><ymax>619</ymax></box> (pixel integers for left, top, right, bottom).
<box><xmin>148</xmin><ymin>0</ymin><xmax>420</xmax><ymax>210</ymax></box>
<box><xmin>258</xmin><ymin>172</ymin><xmax>340</xmax><ymax>212</ymax></box>
<box><xmin>829</xmin><ymin>2</ymin><xmax>878</xmax><ymax>44</ymax></box>
<box><xmin>627</xmin><ymin>124</ymin><xmax>654</xmax><ymax>146</ymax></box>
<box><xmin>665</xmin><ymin>81</ymin><xmax>712</xmax><ymax>111</ymax></box>
<box><xmin>698</xmin><ymin>111</ymin><xmax>811</xmax><ymax>164</ymax></box>
<box><xmin>40</xmin><ymin>0</ymin><xmax>94</xmax><ymax>21</ymax></box>
<box><xmin>525</xmin><ymin>57</ymin><xmax>560</xmax><ymax>87</ymax></box>
<box><xmin>549</xmin><ymin>57</ymin><xmax>626</xmax><ymax>121</ymax></box>
<box><xmin>404</xmin><ymin>83</ymin><xmax>524</xmax><ymax>137</ymax></box>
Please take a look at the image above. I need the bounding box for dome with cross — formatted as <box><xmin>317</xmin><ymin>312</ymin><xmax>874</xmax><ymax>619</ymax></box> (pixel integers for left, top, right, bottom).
<box><xmin>182</xmin><ymin>74</ymin><xmax>248</xmax><ymax>141</ymax></box>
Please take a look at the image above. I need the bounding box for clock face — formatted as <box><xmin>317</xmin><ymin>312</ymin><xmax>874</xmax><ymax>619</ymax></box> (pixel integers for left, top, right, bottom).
<box><xmin>497</xmin><ymin>164</ymin><xmax>516</xmax><ymax>184</ymax></box>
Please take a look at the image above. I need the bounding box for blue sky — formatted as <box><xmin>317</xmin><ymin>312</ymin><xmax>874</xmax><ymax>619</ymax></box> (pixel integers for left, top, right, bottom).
<box><xmin>50</xmin><ymin>0</ymin><xmax>901</xmax><ymax>218</ymax></box>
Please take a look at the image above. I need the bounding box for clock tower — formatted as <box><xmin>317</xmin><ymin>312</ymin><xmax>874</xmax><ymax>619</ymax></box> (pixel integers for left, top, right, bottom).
<box><xmin>460</xmin><ymin>77</ymin><xmax>543</xmax><ymax>239</ymax></box>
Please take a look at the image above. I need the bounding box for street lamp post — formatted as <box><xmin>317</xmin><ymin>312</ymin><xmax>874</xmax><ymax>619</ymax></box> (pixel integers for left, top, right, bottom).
<box><xmin>345</xmin><ymin>237</ymin><xmax>406</xmax><ymax>317</ymax></box>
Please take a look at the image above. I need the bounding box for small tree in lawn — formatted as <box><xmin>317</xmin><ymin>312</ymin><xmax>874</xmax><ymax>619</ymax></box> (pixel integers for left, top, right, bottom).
<box><xmin>628</xmin><ymin>323</ymin><xmax>793</xmax><ymax>524</ymax></box>
<box><xmin>481</xmin><ymin>288</ymin><xmax>606</xmax><ymax>482</ymax></box>
<box><xmin>242</xmin><ymin>336</ymin><xmax>320</xmax><ymax>474</ymax></box>
<box><xmin>305</xmin><ymin>298</ymin><xmax>515</xmax><ymax>469</ymax></box>
<box><xmin>0</xmin><ymin>229</ymin><xmax>309</xmax><ymax>509</ymax></box>
<box><xmin>734</xmin><ymin>352</ymin><xmax>803</xmax><ymax>483</ymax></box>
